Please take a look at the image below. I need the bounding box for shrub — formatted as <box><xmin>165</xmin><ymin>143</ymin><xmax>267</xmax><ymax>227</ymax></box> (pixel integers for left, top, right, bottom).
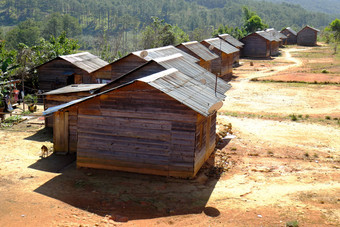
<box><xmin>321</xmin><ymin>69</ymin><xmax>329</xmax><ymax>73</ymax></box>
<box><xmin>290</xmin><ymin>114</ymin><xmax>297</xmax><ymax>121</ymax></box>
<box><xmin>286</xmin><ymin>220</ymin><xmax>299</xmax><ymax>227</ymax></box>
<box><xmin>325</xmin><ymin>116</ymin><xmax>331</xmax><ymax>120</ymax></box>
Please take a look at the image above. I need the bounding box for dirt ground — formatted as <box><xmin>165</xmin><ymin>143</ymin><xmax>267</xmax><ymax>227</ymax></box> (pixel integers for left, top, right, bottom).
<box><xmin>0</xmin><ymin>45</ymin><xmax>339</xmax><ymax>227</ymax></box>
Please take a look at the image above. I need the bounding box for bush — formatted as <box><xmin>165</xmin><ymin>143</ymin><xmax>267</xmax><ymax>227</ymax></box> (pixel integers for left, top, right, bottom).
<box><xmin>286</xmin><ymin>220</ymin><xmax>299</xmax><ymax>227</ymax></box>
<box><xmin>325</xmin><ymin>116</ymin><xmax>331</xmax><ymax>120</ymax></box>
<box><xmin>321</xmin><ymin>69</ymin><xmax>329</xmax><ymax>73</ymax></box>
<box><xmin>290</xmin><ymin>114</ymin><xmax>297</xmax><ymax>121</ymax></box>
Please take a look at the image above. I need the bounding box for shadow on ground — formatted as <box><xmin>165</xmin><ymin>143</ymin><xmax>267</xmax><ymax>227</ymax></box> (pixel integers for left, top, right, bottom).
<box><xmin>24</xmin><ymin>127</ymin><xmax>53</xmax><ymax>142</ymax></box>
<box><xmin>34</xmin><ymin>163</ymin><xmax>221</xmax><ymax>221</ymax></box>
<box><xmin>28</xmin><ymin>153</ymin><xmax>76</xmax><ymax>173</ymax></box>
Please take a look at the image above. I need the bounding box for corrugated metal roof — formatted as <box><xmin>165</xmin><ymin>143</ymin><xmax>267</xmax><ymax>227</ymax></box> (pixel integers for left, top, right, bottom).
<box><xmin>265</xmin><ymin>28</ymin><xmax>287</xmax><ymax>40</ymax></box>
<box><xmin>133</xmin><ymin>45</ymin><xmax>199</xmax><ymax>63</ymax></box>
<box><xmin>43</xmin><ymin>68</ymin><xmax>225</xmax><ymax>117</ymax></box>
<box><xmin>180</xmin><ymin>41</ymin><xmax>218</xmax><ymax>61</ymax></box>
<box><xmin>154</xmin><ymin>53</ymin><xmax>231</xmax><ymax>97</ymax></box>
<box><xmin>59</xmin><ymin>52</ymin><xmax>109</xmax><ymax>73</ymax></box>
<box><xmin>43</xmin><ymin>84</ymin><xmax>106</xmax><ymax>95</ymax></box>
<box><xmin>256</xmin><ymin>31</ymin><xmax>281</xmax><ymax>42</ymax></box>
<box><xmin>218</xmin><ymin>34</ymin><xmax>244</xmax><ymax>48</ymax></box>
<box><xmin>281</xmin><ymin>27</ymin><xmax>297</xmax><ymax>36</ymax></box>
<box><xmin>298</xmin><ymin>25</ymin><xmax>320</xmax><ymax>34</ymax></box>
<box><xmin>138</xmin><ymin>68</ymin><xmax>223</xmax><ymax>117</ymax></box>
<box><xmin>203</xmin><ymin>38</ymin><xmax>239</xmax><ymax>54</ymax></box>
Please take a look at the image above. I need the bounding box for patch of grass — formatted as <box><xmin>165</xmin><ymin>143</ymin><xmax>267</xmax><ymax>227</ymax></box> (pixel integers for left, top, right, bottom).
<box><xmin>313</xmin><ymin>153</ymin><xmax>319</xmax><ymax>158</ymax></box>
<box><xmin>21</xmin><ymin>110</ymin><xmax>31</xmax><ymax>115</ymax></box>
<box><xmin>1</xmin><ymin>115</ymin><xmax>23</xmax><ymax>128</ymax></box>
<box><xmin>305</xmin><ymin>114</ymin><xmax>310</xmax><ymax>119</ymax></box>
<box><xmin>230</xmin><ymin>147</ymin><xmax>237</xmax><ymax>151</ymax></box>
<box><xmin>286</xmin><ymin>220</ymin><xmax>299</xmax><ymax>227</ymax></box>
<box><xmin>289</xmin><ymin>114</ymin><xmax>298</xmax><ymax>121</ymax></box>
<box><xmin>298</xmin><ymin>114</ymin><xmax>303</xmax><ymax>118</ymax></box>
<box><xmin>267</xmin><ymin>150</ymin><xmax>274</xmax><ymax>156</ymax></box>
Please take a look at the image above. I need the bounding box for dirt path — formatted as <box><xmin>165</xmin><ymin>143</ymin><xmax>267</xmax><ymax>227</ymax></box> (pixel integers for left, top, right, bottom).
<box><xmin>237</xmin><ymin>47</ymin><xmax>305</xmax><ymax>82</ymax></box>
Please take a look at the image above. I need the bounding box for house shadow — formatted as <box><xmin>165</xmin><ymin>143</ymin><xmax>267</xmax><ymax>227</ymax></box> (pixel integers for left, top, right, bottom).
<box><xmin>240</xmin><ymin>56</ymin><xmax>275</xmax><ymax>61</ymax></box>
<box><xmin>28</xmin><ymin>153</ymin><xmax>76</xmax><ymax>173</ymax></box>
<box><xmin>34</xmin><ymin>163</ymin><xmax>221</xmax><ymax>221</ymax></box>
<box><xmin>24</xmin><ymin>127</ymin><xmax>53</xmax><ymax>142</ymax></box>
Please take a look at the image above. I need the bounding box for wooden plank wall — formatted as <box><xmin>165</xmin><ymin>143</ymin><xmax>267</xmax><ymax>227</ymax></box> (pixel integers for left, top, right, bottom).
<box><xmin>75</xmin><ymin>82</ymin><xmax>199</xmax><ymax>177</ymax></box>
<box><xmin>241</xmin><ymin>35</ymin><xmax>269</xmax><ymax>58</ymax></box>
<box><xmin>44</xmin><ymin>91</ymin><xmax>92</xmax><ymax>128</ymax></box>
<box><xmin>297</xmin><ymin>29</ymin><xmax>317</xmax><ymax>46</ymax></box>
<box><xmin>96</xmin><ymin>62</ymin><xmax>166</xmax><ymax>93</ymax></box>
<box><xmin>53</xmin><ymin>111</ymin><xmax>69</xmax><ymax>154</ymax></box>
<box><xmin>193</xmin><ymin>113</ymin><xmax>216</xmax><ymax>175</ymax></box>
<box><xmin>110</xmin><ymin>55</ymin><xmax>147</xmax><ymax>81</ymax></box>
<box><xmin>281</xmin><ymin>30</ymin><xmax>297</xmax><ymax>45</ymax></box>
<box><xmin>38</xmin><ymin>60</ymin><xmax>92</xmax><ymax>92</ymax></box>
<box><xmin>270</xmin><ymin>41</ymin><xmax>280</xmax><ymax>56</ymax></box>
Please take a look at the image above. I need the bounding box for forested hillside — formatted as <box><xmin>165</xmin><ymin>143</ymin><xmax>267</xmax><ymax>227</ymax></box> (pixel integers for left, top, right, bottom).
<box><xmin>261</xmin><ymin>0</ymin><xmax>340</xmax><ymax>16</ymax></box>
<box><xmin>0</xmin><ymin>0</ymin><xmax>335</xmax><ymax>60</ymax></box>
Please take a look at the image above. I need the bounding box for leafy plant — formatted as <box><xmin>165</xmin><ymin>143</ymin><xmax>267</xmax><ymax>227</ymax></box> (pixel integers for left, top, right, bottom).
<box><xmin>24</xmin><ymin>94</ymin><xmax>38</xmax><ymax>105</ymax></box>
<box><xmin>286</xmin><ymin>220</ymin><xmax>299</xmax><ymax>227</ymax></box>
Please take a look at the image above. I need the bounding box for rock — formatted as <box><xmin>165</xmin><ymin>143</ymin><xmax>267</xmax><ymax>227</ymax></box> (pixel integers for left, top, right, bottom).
<box><xmin>196</xmin><ymin>173</ymin><xmax>209</xmax><ymax>184</ymax></box>
<box><xmin>115</xmin><ymin>215</ymin><xmax>128</xmax><ymax>222</ymax></box>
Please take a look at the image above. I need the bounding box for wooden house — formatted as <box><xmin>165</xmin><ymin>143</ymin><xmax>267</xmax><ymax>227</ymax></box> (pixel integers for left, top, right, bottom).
<box><xmin>176</xmin><ymin>41</ymin><xmax>218</xmax><ymax>72</ymax></box>
<box><xmin>95</xmin><ymin>56</ymin><xmax>230</xmax><ymax>99</ymax></box>
<box><xmin>43</xmin><ymin>84</ymin><xmax>105</xmax><ymax>128</ymax></box>
<box><xmin>280</xmin><ymin>27</ymin><xmax>297</xmax><ymax>45</ymax></box>
<box><xmin>36</xmin><ymin>52</ymin><xmax>109</xmax><ymax>92</ymax></box>
<box><xmin>200</xmin><ymin>38</ymin><xmax>239</xmax><ymax>79</ymax></box>
<box><xmin>265</xmin><ymin>28</ymin><xmax>287</xmax><ymax>47</ymax></box>
<box><xmin>93</xmin><ymin>46</ymin><xmax>199</xmax><ymax>82</ymax></box>
<box><xmin>218</xmin><ymin>34</ymin><xmax>244</xmax><ymax>65</ymax></box>
<box><xmin>44</xmin><ymin>68</ymin><xmax>228</xmax><ymax>178</ymax></box>
<box><xmin>297</xmin><ymin>25</ymin><xmax>319</xmax><ymax>46</ymax></box>
<box><xmin>240</xmin><ymin>31</ymin><xmax>280</xmax><ymax>58</ymax></box>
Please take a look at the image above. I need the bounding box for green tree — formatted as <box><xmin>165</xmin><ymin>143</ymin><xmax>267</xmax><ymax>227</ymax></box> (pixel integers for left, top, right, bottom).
<box><xmin>326</xmin><ymin>18</ymin><xmax>340</xmax><ymax>53</ymax></box>
<box><xmin>5</xmin><ymin>19</ymin><xmax>41</xmax><ymax>49</ymax></box>
<box><xmin>244</xmin><ymin>15</ymin><xmax>268</xmax><ymax>34</ymax></box>
<box><xmin>141</xmin><ymin>17</ymin><xmax>189</xmax><ymax>49</ymax></box>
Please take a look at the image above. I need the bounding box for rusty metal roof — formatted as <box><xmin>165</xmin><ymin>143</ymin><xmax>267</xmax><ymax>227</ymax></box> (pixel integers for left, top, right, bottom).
<box><xmin>43</xmin><ymin>84</ymin><xmax>106</xmax><ymax>95</ymax></box>
<box><xmin>133</xmin><ymin>45</ymin><xmax>199</xmax><ymax>63</ymax></box>
<box><xmin>218</xmin><ymin>34</ymin><xmax>244</xmax><ymax>48</ymax></box>
<box><xmin>281</xmin><ymin>27</ymin><xmax>297</xmax><ymax>36</ymax></box>
<box><xmin>203</xmin><ymin>38</ymin><xmax>239</xmax><ymax>54</ymax></box>
<box><xmin>256</xmin><ymin>31</ymin><xmax>281</xmax><ymax>42</ymax></box>
<box><xmin>265</xmin><ymin>28</ymin><xmax>287</xmax><ymax>40</ymax></box>
<box><xmin>179</xmin><ymin>41</ymin><xmax>218</xmax><ymax>61</ymax></box>
<box><xmin>154</xmin><ymin>53</ymin><xmax>231</xmax><ymax>97</ymax></box>
<box><xmin>59</xmin><ymin>52</ymin><xmax>109</xmax><ymax>73</ymax></box>
<box><xmin>138</xmin><ymin>68</ymin><xmax>223</xmax><ymax>117</ymax></box>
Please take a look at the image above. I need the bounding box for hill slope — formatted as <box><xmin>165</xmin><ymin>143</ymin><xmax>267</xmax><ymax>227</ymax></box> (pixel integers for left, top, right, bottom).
<box><xmin>261</xmin><ymin>0</ymin><xmax>340</xmax><ymax>16</ymax></box>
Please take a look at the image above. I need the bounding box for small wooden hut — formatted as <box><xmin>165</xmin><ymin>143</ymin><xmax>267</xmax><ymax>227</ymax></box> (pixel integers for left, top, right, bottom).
<box><xmin>241</xmin><ymin>31</ymin><xmax>280</xmax><ymax>58</ymax></box>
<box><xmin>200</xmin><ymin>38</ymin><xmax>239</xmax><ymax>79</ymax></box>
<box><xmin>297</xmin><ymin>25</ymin><xmax>319</xmax><ymax>46</ymax></box>
<box><xmin>36</xmin><ymin>52</ymin><xmax>109</xmax><ymax>92</ymax></box>
<box><xmin>280</xmin><ymin>27</ymin><xmax>297</xmax><ymax>45</ymax></box>
<box><xmin>43</xmin><ymin>84</ymin><xmax>105</xmax><ymax>128</ymax></box>
<box><xmin>176</xmin><ymin>41</ymin><xmax>218</xmax><ymax>72</ymax></box>
<box><xmin>218</xmin><ymin>34</ymin><xmax>244</xmax><ymax>65</ymax></box>
<box><xmin>44</xmin><ymin>68</ymin><xmax>227</xmax><ymax>178</ymax></box>
<box><xmin>265</xmin><ymin>28</ymin><xmax>287</xmax><ymax>47</ymax></box>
